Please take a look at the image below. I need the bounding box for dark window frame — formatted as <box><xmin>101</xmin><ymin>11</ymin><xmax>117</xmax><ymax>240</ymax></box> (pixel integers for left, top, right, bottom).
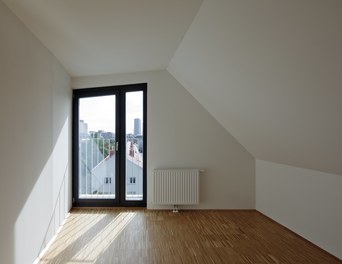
<box><xmin>72</xmin><ymin>83</ymin><xmax>147</xmax><ymax>207</ymax></box>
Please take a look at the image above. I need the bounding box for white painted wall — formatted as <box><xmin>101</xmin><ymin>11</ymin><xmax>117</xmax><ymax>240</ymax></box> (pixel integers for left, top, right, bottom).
<box><xmin>73</xmin><ymin>70</ymin><xmax>255</xmax><ymax>210</ymax></box>
<box><xmin>168</xmin><ymin>0</ymin><xmax>342</xmax><ymax>176</ymax></box>
<box><xmin>256</xmin><ymin>160</ymin><xmax>342</xmax><ymax>259</ymax></box>
<box><xmin>0</xmin><ymin>2</ymin><xmax>72</xmax><ymax>264</ymax></box>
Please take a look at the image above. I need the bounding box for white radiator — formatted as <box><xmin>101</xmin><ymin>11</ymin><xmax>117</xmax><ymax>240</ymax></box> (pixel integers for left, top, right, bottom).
<box><xmin>153</xmin><ymin>169</ymin><xmax>200</xmax><ymax>207</ymax></box>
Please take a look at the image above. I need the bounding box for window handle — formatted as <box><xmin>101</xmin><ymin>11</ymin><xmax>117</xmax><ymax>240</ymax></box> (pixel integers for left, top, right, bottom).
<box><xmin>115</xmin><ymin>141</ymin><xmax>119</xmax><ymax>152</ymax></box>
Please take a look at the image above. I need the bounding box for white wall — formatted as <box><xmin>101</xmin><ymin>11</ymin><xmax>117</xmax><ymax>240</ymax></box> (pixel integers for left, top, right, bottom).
<box><xmin>256</xmin><ymin>160</ymin><xmax>342</xmax><ymax>259</ymax></box>
<box><xmin>168</xmin><ymin>0</ymin><xmax>342</xmax><ymax>176</ymax></box>
<box><xmin>0</xmin><ymin>2</ymin><xmax>72</xmax><ymax>264</ymax></box>
<box><xmin>73</xmin><ymin>70</ymin><xmax>255</xmax><ymax>210</ymax></box>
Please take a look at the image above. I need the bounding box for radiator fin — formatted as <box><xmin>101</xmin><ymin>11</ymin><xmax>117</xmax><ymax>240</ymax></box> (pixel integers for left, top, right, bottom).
<box><xmin>153</xmin><ymin>169</ymin><xmax>199</xmax><ymax>205</ymax></box>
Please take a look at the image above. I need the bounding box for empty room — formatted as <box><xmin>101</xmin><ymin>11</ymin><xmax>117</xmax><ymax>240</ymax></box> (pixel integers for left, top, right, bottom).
<box><xmin>0</xmin><ymin>0</ymin><xmax>341</xmax><ymax>263</ymax></box>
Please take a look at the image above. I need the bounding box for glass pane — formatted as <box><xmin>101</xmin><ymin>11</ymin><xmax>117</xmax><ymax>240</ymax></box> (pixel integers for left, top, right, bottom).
<box><xmin>78</xmin><ymin>95</ymin><xmax>116</xmax><ymax>199</ymax></box>
<box><xmin>126</xmin><ymin>91</ymin><xmax>143</xmax><ymax>200</ymax></box>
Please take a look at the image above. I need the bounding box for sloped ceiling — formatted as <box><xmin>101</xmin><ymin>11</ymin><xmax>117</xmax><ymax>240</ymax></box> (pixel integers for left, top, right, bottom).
<box><xmin>2</xmin><ymin>0</ymin><xmax>203</xmax><ymax>76</ymax></box>
<box><xmin>168</xmin><ymin>0</ymin><xmax>342</xmax><ymax>176</ymax></box>
<box><xmin>3</xmin><ymin>0</ymin><xmax>342</xmax><ymax>175</ymax></box>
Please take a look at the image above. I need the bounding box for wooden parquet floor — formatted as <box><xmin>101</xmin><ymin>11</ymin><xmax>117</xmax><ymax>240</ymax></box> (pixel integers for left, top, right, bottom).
<box><xmin>37</xmin><ymin>208</ymin><xmax>341</xmax><ymax>264</ymax></box>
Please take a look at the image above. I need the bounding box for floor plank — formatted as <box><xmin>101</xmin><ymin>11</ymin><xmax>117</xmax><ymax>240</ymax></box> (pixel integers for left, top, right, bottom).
<box><xmin>37</xmin><ymin>208</ymin><xmax>341</xmax><ymax>264</ymax></box>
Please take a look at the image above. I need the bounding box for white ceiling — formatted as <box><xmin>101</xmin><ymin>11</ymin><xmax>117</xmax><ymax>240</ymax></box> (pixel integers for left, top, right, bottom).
<box><xmin>168</xmin><ymin>0</ymin><xmax>342</xmax><ymax>176</ymax></box>
<box><xmin>3</xmin><ymin>0</ymin><xmax>203</xmax><ymax>76</ymax></box>
<box><xmin>3</xmin><ymin>0</ymin><xmax>342</xmax><ymax>176</ymax></box>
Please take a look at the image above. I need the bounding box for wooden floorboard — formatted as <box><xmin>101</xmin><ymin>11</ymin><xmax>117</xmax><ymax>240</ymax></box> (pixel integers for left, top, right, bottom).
<box><xmin>37</xmin><ymin>208</ymin><xmax>341</xmax><ymax>264</ymax></box>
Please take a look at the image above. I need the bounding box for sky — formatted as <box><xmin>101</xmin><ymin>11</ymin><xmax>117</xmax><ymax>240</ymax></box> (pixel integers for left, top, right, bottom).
<box><xmin>79</xmin><ymin>91</ymin><xmax>143</xmax><ymax>134</ymax></box>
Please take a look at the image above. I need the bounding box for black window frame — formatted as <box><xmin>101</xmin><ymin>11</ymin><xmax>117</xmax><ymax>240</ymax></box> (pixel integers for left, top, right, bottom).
<box><xmin>72</xmin><ymin>83</ymin><xmax>147</xmax><ymax>207</ymax></box>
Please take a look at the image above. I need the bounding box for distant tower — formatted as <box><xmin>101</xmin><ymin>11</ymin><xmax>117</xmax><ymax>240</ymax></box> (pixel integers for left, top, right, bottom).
<box><xmin>134</xmin><ymin>118</ymin><xmax>141</xmax><ymax>135</ymax></box>
<box><xmin>79</xmin><ymin>120</ymin><xmax>88</xmax><ymax>135</ymax></box>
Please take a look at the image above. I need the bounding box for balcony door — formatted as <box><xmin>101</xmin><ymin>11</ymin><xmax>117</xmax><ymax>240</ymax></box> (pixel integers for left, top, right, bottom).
<box><xmin>72</xmin><ymin>84</ymin><xmax>147</xmax><ymax>207</ymax></box>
